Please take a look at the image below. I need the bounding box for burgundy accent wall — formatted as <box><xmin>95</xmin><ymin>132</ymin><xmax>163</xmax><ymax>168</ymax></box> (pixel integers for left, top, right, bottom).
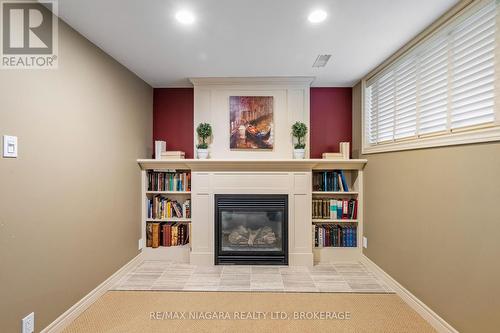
<box><xmin>153</xmin><ymin>88</ymin><xmax>194</xmax><ymax>158</ymax></box>
<box><xmin>153</xmin><ymin>87</ymin><xmax>352</xmax><ymax>159</ymax></box>
<box><xmin>310</xmin><ymin>87</ymin><xmax>352</xmax><ymax>158</ymax></box>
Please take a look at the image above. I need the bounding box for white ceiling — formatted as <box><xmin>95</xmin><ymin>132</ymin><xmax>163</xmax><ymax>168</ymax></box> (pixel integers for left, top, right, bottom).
<box><xmin>58</xmin><ymin>0</ymin><xmax>459</xmax><ymax>87</ymax></box>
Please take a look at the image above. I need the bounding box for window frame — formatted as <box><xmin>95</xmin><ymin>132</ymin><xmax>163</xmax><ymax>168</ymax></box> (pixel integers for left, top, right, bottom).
<box><xmin>361</xmin><ymin>0</ymin><xmax>500</xmax><ymax>154</ymax></box>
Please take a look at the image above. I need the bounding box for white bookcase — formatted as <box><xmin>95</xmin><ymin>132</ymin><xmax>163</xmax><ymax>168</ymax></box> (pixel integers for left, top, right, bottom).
<box><xmin>140</xmin><ymin>168</ymin><xmax>192</xmax><ymax>261</ymax></box>
<box><xmin>138</xmin><ymin>159</ymin><xmax>366</xmax><ymax>264</ymax></box>
<box><xmin>311</xmin><ymin>167</ymin><xmax>363</xmax><ymax>263</ymax></box>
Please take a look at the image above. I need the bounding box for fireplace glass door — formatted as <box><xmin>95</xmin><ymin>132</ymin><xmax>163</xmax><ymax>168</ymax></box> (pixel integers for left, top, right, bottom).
<box><xmin>215</xmin><ymin>194</ymin><xmax>288</xmax><ymax>265</ymax></box>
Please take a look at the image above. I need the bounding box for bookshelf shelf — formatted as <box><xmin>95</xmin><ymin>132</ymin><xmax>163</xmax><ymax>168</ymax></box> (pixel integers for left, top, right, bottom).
<box><xmin>312</xmin><ymin>219</ymin><xmax>358</xmax><ymax>223</ymax></box>
<box><xmin>312</xmin><ymin>191</ymin><xmax>358</xmax><ymax>195</ymax></box>
<box><xmin>146</xmin><ymin>218</ymin><xmax>191</xmax><ymax>222</ymax></box>
<box><xmin>142</xmin><ymin>169</ymin><xmax>192</xmax><ymax>254</ymax></box>
<box><xmin>137</xmin><ymin>158</ymin><xmax>367</xmax><ymax>172</ymax></box>
<box><xmin>146</xmin><ymin>191</ymin><xmax>191</xmax><ymax>194</ymax></box>
<box><xmin>312</xmin><ymin>168</ymin><xmax>363</xmax><ymax>263</ymax></box>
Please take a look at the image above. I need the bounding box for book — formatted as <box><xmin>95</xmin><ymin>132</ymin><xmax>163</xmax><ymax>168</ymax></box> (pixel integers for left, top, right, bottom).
<box><xmin>321</xmin><ymin>142</ymin><xmax>350</xmax><ymax>160</ymax></box>
<box><xmin>329</xmin><ymin>199</ymin><xmax>337</xmax><ymax>219</ymax></box>
<box><xmin>339</xmin><ymin>170</ymin><xmax>349</xmax><ymax>192</ymax></box>
<box><xmin>151</xmin><ymin>223</ymin><xmax>160</xmax><ymax>248</ymax></box>
<box><xmin>154</xmin><ymin>141</ymin><xmax>166</xmax><ymax>160</ymax></box>
<box><xmin>322</xmin><ymin>152</ymin><xmax>344</xmax><ymax>159</ymax></box>
<box><xmin>313</xmin><ymin>225</ymin><xmax>318</xmax><ymax>247</ymax></box>
<box><xmin>342</xmin><ymin>200</ymin><xmax>349</xmax><ymax>219</ymax></box>
<box><xmin>318</xmin><ymin>225</ymin><xmax>324</xmax><ymax>248</ymax></box>
<box><xmin>146</xmin><ymin>223</ymin><xmax>153</xmax><ymax>247</ymax></box>
<box><xmin>337</xmin><ymin>200</ymin><xmax>343</xmax><ymax>219</ymax></box>
<box><xmin>160</xmin><ymin>151</ymin><xmax>185</xmax><ymax>159</ymax></box>
<box><xmin>340</xmin><ymin>142</ymin><xmax>350</xmax><ymax>160</ymax></box>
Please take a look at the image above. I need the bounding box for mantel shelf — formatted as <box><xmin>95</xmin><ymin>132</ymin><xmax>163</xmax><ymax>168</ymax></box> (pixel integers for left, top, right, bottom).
<box><xmin>137</xmin><ymin>158</ymin><xmax>367</xmax><ymax>171</ymax></box>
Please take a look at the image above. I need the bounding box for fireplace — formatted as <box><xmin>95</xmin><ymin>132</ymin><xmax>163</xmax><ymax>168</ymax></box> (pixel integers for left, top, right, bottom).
<box><xmin>214</xmin><ymin>194</ymin><xmax>288</xmax><ymax>265</ymax></box>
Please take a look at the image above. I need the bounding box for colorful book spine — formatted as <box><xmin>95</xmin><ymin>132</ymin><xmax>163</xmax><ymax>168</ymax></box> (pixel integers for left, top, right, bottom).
<box><xmin>147</xmin><ymin>170</ymin><xmax>191</xmax><ymax>192</ymax></box>
<box><xmin>147</xmin><ymin>197</ymin><xmax>191</xmax><ymax>219</ymax></box>
<box><xmin>312</xmin><ymin>198</ymin><xmax>358</xmax><ymax>220</ymax></box>
<box><xmin>313</xmin><ymin>224</ymin><xmax>357</xmax><ymax>248</ymax></box>
<box><xmin>313</xmin><ymin>170</ymin><xmax>351</xmax><ymax>192</ymax></box>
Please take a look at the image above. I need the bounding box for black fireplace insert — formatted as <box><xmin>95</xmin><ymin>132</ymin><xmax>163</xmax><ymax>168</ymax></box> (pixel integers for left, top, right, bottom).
<box><xmin>214</xmin><ymin>194</ymin><xmax>288</xmax><ymax>265</ymax></box>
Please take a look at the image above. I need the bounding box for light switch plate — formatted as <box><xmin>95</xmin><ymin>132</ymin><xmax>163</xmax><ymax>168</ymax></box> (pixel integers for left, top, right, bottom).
<box><xmin>363</xmin><ymin>236</ymin><xmax>368</xmax><ymax>249</ymax></box>
<box><xmin>3</xmin><ymin>135</ymin><xmax>18</xmax><ymax>158</ymax></box>
<box><xmin>22</xmin><ymin>312</ymin><xmax>34</xmax><ymax>333</ymax></box>
<box><xmin>138</xmin><ymin>238</ymin><xmax>144</xmax><ymax>250</ymax></box>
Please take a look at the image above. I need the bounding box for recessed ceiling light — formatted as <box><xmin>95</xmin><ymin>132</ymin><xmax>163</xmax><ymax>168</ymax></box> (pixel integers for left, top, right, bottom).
<box><xmin>176</xmin><ymin>10</ymin><xmax>195</xmax><ymax>24</ymax></box>
<box><xmin>308</xmin><ymin>10</ymin><xmax>327</xmax><ymax>23</ymax></box>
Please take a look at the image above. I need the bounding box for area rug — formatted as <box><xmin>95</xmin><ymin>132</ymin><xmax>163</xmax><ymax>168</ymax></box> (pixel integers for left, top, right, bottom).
<box><xmin>63</xmin><ymin>291</ymin><xmax>435</xmax><ymax>332</ymax></box>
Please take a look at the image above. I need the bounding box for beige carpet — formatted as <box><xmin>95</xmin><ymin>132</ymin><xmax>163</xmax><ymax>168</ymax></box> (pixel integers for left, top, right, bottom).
<box><xmin>63</xmin><ymin>291</ymin><xmax>436</xmax><ymax>333</ymax></box>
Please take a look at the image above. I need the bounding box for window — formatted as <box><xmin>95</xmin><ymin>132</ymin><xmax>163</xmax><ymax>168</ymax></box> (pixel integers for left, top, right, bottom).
<box><xmin>363</xmin><ymin>0</ymin><xmax>500</xmax><ymax>153</ymax></box>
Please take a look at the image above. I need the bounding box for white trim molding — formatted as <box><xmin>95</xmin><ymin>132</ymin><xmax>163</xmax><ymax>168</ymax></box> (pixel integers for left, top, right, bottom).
<box><xmin>360</xmin><ymin>255</ymin><xmax>458</xmax><ymax>333</ymax></box>
<box><xmin>362</xmin><ymin>125</ymin><xmax>500</xmax><ymax>154</ymax></box>
<box><xmin>189</xmin><ymin>76</ymin><xmax>315</xmax><ymax>87</ymax></box>
<box><xmin>41</xmin><ymin>253</ymin><xmax>144</xmax><ymax>333</ymax></box>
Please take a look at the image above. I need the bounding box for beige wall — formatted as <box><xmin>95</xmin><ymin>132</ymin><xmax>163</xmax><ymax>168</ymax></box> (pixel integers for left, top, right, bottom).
<box><xmin>353</xmin><ymin>83</ymin><xmax>500</xmax><ymax>332</ymax></box>
<box><xmin>0</xmin><ymin>19</ymin><xmax>152</xmax><ymax>332</ymax></box>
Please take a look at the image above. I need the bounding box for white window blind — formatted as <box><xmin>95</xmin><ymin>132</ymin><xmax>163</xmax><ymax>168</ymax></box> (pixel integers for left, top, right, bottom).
<box><xmin>364</xmin><ymin>0</ymin><xmax>499</xmax><ymax>151</ymax></box>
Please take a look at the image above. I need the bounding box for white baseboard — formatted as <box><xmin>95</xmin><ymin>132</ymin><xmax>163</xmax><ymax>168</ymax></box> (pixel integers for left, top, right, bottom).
<box><xmin>41</xmin><ymin>252</ymin><xmax>144</xmax><ymax>333</ymax></box>
<box><xmin>360</xmin><ymin>255</ymin><xmax>458</xmax><ymax>333</ymax></box>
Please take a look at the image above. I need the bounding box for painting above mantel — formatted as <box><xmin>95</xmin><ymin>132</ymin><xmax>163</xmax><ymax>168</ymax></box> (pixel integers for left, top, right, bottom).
<box><xmin>229</xmin><ymin>96</ymin><xmax>274</xmax><ymax>150</ymax></box>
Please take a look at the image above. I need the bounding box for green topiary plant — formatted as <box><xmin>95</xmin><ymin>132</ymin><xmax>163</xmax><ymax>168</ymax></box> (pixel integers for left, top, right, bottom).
<box><xmin>291</xmin><ymin>122</ymin><xmax>308</xmax><ymax>149</ymax></box>
<box><xmin>196</xmin><ymin>123</ymin><xmax>212</xmax><ymax>149</ymax></box>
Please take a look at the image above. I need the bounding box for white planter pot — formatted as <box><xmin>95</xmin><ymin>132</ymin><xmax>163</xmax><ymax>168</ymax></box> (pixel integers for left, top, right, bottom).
<box><xmin>197</xmin><ymin>149</ymin><xmax>209</xmax><ymax>159</ymax></box>
<box><xmin>293</xmin><ymin>149</ymin><xmax>305</xmax><ymax>159</ymax></box>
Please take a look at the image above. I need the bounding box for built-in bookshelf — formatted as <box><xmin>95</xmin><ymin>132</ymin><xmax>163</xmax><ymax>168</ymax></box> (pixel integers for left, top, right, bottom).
<box><xmin>311</xmin><ymin>168</ymin><xmax>363</xmax><ymax>262</ymax></box>
<box><xmin>141</xmin><ymin>169</ymin><xmax>192</xmax><ymax>260</ymax></box>
<box><xmin>137</xmin><ymin>159</ymin><xmax>366</xmax><ymax>263</ymax></box>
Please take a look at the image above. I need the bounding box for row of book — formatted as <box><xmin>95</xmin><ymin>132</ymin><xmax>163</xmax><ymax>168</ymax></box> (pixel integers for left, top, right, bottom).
<box><xmin>147</xmin><ymin>170</ymin><xmax>191</xmax><ymax>192</ymax></box>
<box><xmin>147</xmin><ymin>197</ymin><xmax>191</xmax><ymax>219</ymax></box>
<box><xmin>312</xmin><ymin>198</ymin><xmax>358</xmax><ymax>220</ymax></box>
<box><xmin>146</xmin><ymin>222</ymin><xmax>190</xmax><ymax>248</ymax></box>
<box><xmin>314</xmin><ymin>224</ymin><xmax>357</xmax><ymax>248</ymax></box>
<box><xmin>313</xmin><ymin>170</ymin><xmax>350</xmax><ymax>192</ymax></box>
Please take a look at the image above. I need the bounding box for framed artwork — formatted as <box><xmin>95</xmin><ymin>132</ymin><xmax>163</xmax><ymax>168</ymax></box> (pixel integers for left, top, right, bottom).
<box><xmin>229</xmin><ymin>96</ymin><xmax>274</xmax><ymax>150</ymax></box>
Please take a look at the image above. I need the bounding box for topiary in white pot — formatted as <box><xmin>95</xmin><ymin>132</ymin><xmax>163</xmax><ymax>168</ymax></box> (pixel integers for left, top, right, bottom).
<box><xmin>291</xmin><ymin>121</ymin><xmax>308</xmax><ymax>159</ymax></box>
<box><xmin>196</xmin><ymin>123</ymin><xmax>212</xmax><ymax>159</ymax></box>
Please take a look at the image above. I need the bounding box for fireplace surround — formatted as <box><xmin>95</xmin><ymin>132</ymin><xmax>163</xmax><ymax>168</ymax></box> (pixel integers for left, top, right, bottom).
<box><xmin>214</xmin><ymin>194</ymin><xmax>288</xmax><ymax>265</ymax></box>
<box><xmin>188</xmin><ymin>171</ymin><xmax>315</xmax><ymax>266</ymax></box>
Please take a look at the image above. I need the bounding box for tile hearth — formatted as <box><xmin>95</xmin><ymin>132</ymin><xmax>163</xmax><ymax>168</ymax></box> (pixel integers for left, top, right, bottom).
<box><xmin>112</xmin><ymin>261</ymin><xmax>393</xmax><ymax>293</ymax></box>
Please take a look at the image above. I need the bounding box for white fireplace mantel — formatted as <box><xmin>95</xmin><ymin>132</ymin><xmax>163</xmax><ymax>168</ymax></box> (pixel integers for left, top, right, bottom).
<box><xmin>137</xmin><ymin>158</ymin><xmax>367</xmax><ymax>172</ymax></box>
